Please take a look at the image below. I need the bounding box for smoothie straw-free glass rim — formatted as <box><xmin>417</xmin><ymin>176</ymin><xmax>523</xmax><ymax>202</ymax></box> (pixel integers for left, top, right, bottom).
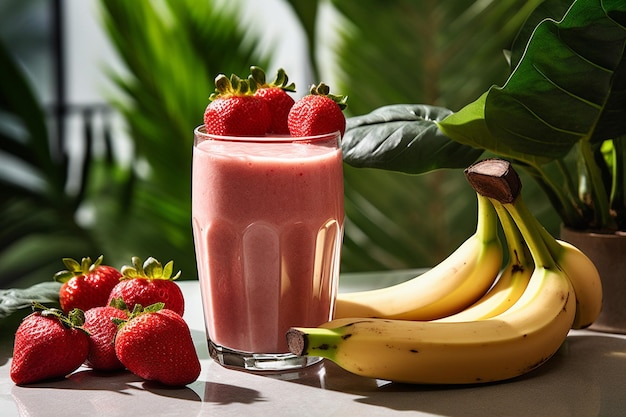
<box><xmin>193</xmin><ymin>125</ymin><xmax>342</xmax><ymax>144</ymax></box>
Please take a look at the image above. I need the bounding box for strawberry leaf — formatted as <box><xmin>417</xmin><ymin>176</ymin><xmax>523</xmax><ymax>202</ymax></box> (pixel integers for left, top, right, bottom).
<box><xmin>163</xmin><ymin>261</ymin><xmax>174</xmax><ymax>279</ymax></box>
<box><xmin>122</xmin><ymin>256</ymin><xmax>181</xmax><ymax>280</ymax></box>
<box><xmin>131</xmin><ymin>256</ymin><xmax>143</xmax><ymax>273</ymax></box>
<box><xmin>54</xmin><ymin>255</ymin><xmax>107</xmax><ymax>282</ymax></box>
<box><xmin>143</xmin><ymin>257</ymin><xmax>162</xmax><ymax>278</ymax></box>
<box><xmin>120</xmin><ymin>265</ymin><xmax>139</xmax><ymax>278</ymax></box>
<box><xmin>63</xmin><ymin>258</ymin><xmax>82</xmax><ymax>272</ymax></box>
<box><xmin>143</xmin><ymin>302</ymin><xmax>165</xmax><ymax>313</ymax></box>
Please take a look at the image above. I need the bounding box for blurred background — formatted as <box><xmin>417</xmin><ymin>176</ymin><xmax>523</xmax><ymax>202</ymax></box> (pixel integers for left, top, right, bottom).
<box><xmin>0</xmin><ymin>0</ymin><xmax>559</xmax><ymax>290</ymax></box>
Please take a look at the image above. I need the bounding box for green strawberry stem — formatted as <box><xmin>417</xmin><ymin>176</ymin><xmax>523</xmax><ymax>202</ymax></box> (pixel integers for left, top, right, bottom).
<box><xmin>112</xmin><ymin>302</ymin><xmax>165</xmax><ymax>328</ymax></box>
<box><xmin>108</xmin><ymin>297</ymin><xmax>129</xmax><ymax>311</ymax></box>
<box><xmin>210</xmin><ymin>73</ymin><xmax>256</xmax><ymax>101</ymax></box>
<box><xmin>249</xmin><ymin>66</ymin><xmax>296</xmax><ymax>92</ymax></box>
<box><xmin>32</xmin><ymin>302</ymin><xmax>87</xmax><ymax>331</ymax></box>
<box><xmin>54</xmin><ymin>255</ymin><xmax>105</xmax><ymax>283</ymax></box>
<box><xmin>309</xmin><ymin>82</ymin><xmax>348</xmax><ymax>110</ymax></box>
<box><xmin>120</xmin><ymin>256</ymin><xmax>181</xmax><ymax>281</ymax></box>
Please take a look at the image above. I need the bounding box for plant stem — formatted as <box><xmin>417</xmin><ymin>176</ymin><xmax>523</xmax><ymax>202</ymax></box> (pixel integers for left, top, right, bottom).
<box><xmin>522</xmin><ymin>161</ymin><xmax>586</xmax><ymax>228</ymax></box>
<box><xmin>580</xmin><ymin>139</ymin><xmax>615</xmax><ymax>230</ymax></box>
<box><xmin>610</xmin><ymin>136</ymin><xmax>626</xmax><ymax>230</ymax></box>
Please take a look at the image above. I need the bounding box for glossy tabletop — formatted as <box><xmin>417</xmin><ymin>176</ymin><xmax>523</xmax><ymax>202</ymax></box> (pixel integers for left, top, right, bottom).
<box><xmin>2</xmin><ymin>274</ymin><xmax>626</xmax><ymax>417</ymax></box>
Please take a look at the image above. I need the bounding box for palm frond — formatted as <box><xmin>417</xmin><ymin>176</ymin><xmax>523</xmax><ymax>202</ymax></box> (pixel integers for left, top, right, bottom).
<box><xmin>97</xmin><ymin>0</ymin><xmax>271</xmax><ymax>276</ymax></box>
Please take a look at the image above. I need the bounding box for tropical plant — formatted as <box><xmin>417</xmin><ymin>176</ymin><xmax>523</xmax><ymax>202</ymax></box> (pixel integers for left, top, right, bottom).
<box><xmin>0</xmin><ymin>0</ymin><xmax>268</xmax><ymax>288</ymax></box>
<box><xmin>97</xmin><ymin>0</ymin><xmax>271</xmax><ymax>275</ymax></box>
<box><xmin>0</xmin><ymin>38</ymin><xmax>100</xmax><ymax>288</ymax></box>
<box><xmin>342</xmin><ymin>0</ymin><xmax>626</xmax><ymax>234</ymax></box>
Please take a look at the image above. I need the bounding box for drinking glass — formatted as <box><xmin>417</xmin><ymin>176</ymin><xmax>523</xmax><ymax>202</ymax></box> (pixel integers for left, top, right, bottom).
<box><xmin>192</xmin><ymin>126</ymin><xmax>344</xmax><ymax>372</ymax></box>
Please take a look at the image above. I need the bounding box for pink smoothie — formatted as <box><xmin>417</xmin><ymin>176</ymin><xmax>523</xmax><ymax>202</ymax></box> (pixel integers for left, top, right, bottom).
<box><xmin>192</xmin><ymin>131</ymin><xmax>344</xmax><ymax>354</ymax></box>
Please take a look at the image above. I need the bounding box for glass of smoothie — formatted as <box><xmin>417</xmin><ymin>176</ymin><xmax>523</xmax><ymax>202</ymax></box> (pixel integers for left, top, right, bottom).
<box><xmin>192</xmin><ymin>126</ymin><xmax>344</xmax><ymax>372</ymax></box>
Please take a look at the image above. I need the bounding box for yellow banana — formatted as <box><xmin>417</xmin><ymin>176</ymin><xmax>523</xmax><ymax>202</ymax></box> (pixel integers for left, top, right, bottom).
<box><xmin>535</xmin><ymin>227</ymin><xmax>602</xmax><ymax>328</ymax></box>
<box><xmin>287</xmin><ymin>266</ymin><xmax>575</xmax><ymax>384</ymax></box>
<box><xmin>334</xmin><ymin>193</ymin><xmax>503</xmax><ymax>320</ymax></box>
<box><xmin>436</xmin><ymin>204</ymin><xmax>533</xmax><ymax>322</ymax></box>
<box><xmin>550</xmin><ymin>239</ymin><xmax>602</xmax><ymax>329</ymax></box>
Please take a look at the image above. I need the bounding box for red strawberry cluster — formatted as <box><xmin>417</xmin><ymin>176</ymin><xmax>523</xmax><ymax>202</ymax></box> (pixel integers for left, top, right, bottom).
<box><xmin>203</xmin><ymin>66</ymin><xmax>348</xmax><ymax>138</ymax></box>
<box><xmin>10</xmin><ymin>256</ymin><xmax>200</xmax><ymax>387</ymax></box>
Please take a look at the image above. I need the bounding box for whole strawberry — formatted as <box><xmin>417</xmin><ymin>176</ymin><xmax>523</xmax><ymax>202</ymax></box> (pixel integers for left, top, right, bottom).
<box><xmin>203</xmin><ymin>73</ymin><xmax>271</xmax><ymax>136</ymax></box>
<box><xmin>10</xmin><ymin>304</ymin><xmax>89</xmax><ymax>385</ymax></box>
<box><xmin>107</xmin><ymin>256</ymin><xmax>185</xmax><ymax>316</ymax></box>
<box><xmin>250</xmin><ymin>66</ymin><xmax>295</xmax><ymax>134</ymax></box>
<box><xmin>83</xmin><ymin>301</ymin><xmax>129</xmax><ymax>371</ymax></box>
<box><xmin>114</xmin><ymin>303</ymin><xmax>201</xmax><ymax>386</ymax></box>
<box><xmin>288</xmin><ymin>82</ymin><xmax>348</xmax><ymax>137</ymax></box>
<box><xmin>54</xmin><ymin>255</ymin><xmax>122</xmax><ymax>313</ymax></box>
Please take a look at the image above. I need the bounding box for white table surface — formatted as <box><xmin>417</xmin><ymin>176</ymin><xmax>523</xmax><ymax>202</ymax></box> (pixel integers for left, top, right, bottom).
<box><xmin>2</xmin><ymin>275</ymin><xmax>626</xmax><ymax>417</ymax></box>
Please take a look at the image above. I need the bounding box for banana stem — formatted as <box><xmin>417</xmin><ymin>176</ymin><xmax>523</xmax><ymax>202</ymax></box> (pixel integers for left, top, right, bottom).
<box><xmin>502</xmin><ymin>198</ymin><xmax>558</xmax><ymax>270</ymax></box>
<box><xmin>475</xmin><ymin>193</ymin><xmax>500</xmax><ymax>244</ymax></box>
<box><xmin>465</xmin><ymin>158</ymin><xmax>557</xmax><ymax>269</ymax></box>
<box><xmin>286</xmin><ymin>328</ymin><xmax>339</xmax><ymax>360</ymax></box>
<box><xmin>491</xmin><ymin>201</ymin><xmax>532</xmax><ymax>267</ymax></box>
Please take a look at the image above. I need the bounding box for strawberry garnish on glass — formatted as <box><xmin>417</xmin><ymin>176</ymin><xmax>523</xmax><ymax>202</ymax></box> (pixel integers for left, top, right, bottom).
<box><xmin>288</xmin><ymin>82</ymin><xmax>348</xmax><ymax>137</ymax></box>
<box><xmin>203</xmin><ymin>73</ymin><xmax>271</xmax><ymax>136</ymax></box>
<box><xmin>250</xmin><ymin>66</ymin><xmax>296</xmax><ymax>135</ymax></box>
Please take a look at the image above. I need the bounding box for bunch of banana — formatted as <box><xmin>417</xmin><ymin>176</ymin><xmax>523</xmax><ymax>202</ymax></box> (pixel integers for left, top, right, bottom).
<box><xmin>286</xmin><ymin>159</ymin><xmax>602</xmax><ymax>384</ymax></box>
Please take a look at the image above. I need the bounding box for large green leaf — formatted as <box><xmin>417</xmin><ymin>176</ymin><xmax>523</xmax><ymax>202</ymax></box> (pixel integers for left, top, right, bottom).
<box><xmin>439</xmin><ymin>0</ymin><xmax>626</xmax><ymax>160</ymax></box>
<box><xmin>437</xmin><ymin>0</ymin><xmax>626</xmax><ymax>230</ymax></box>
<box><xmin>342</xmin><ymin>104</ymin><xmax>483</xmax><ymax>174</ymax></box>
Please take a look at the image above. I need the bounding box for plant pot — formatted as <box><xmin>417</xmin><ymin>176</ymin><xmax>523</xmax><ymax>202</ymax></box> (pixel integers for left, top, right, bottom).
<box><xmin>560</xmin><ymin>226</ymin><xmax>626</xmax><ymax>334</ymax></box>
